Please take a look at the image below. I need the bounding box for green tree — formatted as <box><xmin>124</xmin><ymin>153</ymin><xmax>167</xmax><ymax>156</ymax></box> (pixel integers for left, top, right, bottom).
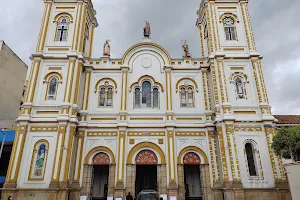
<box><xmin>272</xmin><ymin>126</ymin><xmax>300</xmax><ymax>161</ymax></box>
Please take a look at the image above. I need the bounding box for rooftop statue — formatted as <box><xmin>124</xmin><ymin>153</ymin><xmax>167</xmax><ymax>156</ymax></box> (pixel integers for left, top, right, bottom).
<box><xmin>103</xmin><ymin>39</ymin><xmax>110</xmax><ymax>57</ymax></box>
<box><xmin>144</xmin><ymin>21</ymin><xmax>151</xmax><ymax>38</ymax></box>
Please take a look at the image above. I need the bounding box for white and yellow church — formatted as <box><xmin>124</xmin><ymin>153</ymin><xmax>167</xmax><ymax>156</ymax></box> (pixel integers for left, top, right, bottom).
<box><xmin>2</xmin><ymin>0</ymin><xmax>291</xmax><ymax>200</ymax></box>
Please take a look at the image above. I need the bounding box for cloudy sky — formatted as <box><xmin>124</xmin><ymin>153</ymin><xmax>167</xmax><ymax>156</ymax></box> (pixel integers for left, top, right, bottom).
<box><xmin>0</xmin><ymin>0</ymin><xmax>299</xmax><ymax>114</ymax></box>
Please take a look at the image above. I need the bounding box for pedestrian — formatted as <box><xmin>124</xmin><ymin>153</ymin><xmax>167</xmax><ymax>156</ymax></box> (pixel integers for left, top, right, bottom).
<box><xmin>8</xmin><ymin>196</ymin><xmax>12</xmax><ymax>200</ymax></box>
<box><xmin>126</xmin><ymin>192</ymin><xmax>133</xmax><ymax>200</ymax></box>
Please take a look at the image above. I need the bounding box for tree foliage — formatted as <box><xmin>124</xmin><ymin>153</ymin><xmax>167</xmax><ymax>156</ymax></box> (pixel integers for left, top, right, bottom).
<box><xmin>272</xmin><ymin>126</ymin><xmax>300</xmax><ymax>161</ymax></box>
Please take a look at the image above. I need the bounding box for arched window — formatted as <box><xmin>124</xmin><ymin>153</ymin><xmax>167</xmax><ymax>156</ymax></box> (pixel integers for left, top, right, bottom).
<box><xmin>223</xmin><ymin>17</ymin><xmax>237</xmax><ymax>41</ymax></box>
<box><xmin>180</xmin><ymin>86</ymin><xmax>195</xmax><ymax>108</ymax></box>
<box><xmin>29</xmin><ymin>140</ymin><xmax>49</xmax><ymax>180</ymax></box>
<box><xmin>55</xmin><ymin>17</ymin><xmax>69</xmax><ymax>42</ymax></box>
<box><xmin>180</xmin><ymin>88</ymin><xmax>186</xmax><ymax>107</ymax></box>
<box><xmin>131</xmin><ymin>76</ymin><xmax>163</xmax><ymax>109</ymax></box>
<box><xmin>135</xmin><ymin>88</ymin><xmax>141</xmax><ymax>108</ymax></box>
<box><xmin>134</xmin><ymin>81</ymin><xmax>161</xmax><ymax>109</ymax></box>
<box><xmin>44</xmin><ymin>75</ymin><xmax>61</xmax><ymax>101</ymax></box>
<box><xmin>245</xmin><ymin>143</ymin><xmax>257</xmax><ymax>176</ymax></box>
<box><xmin>142</xmin><ymin>81</ymin><xmax>151</xmax><ymax>108</ymax></box>
<box><xmin>153</xmin><ymin>88</ymin><xmax>159</xmax><ymax>108</ymax></box>
<box><xmin>98</xmin><ymin>81</ymin><xmax>114</xmax><ymax>108</ymax></box>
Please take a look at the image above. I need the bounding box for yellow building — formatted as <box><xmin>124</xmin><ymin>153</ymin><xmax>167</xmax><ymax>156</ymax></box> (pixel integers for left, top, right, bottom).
<box><xmin>2</xmin><ymin>0</ymin><xmax>290</xmax><ymax>200</ymax></box>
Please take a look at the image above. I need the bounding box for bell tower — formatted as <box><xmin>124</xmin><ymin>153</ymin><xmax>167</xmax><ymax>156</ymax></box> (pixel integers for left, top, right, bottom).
<box><xmin>2</xmin><ymin>0</ymin><xmax>98</xmax><ymax>199</ymax></box>
<box><xmin>196</xmin><ymin>0</ymin><xmax>288</xmax><ymax>199</ymax></box>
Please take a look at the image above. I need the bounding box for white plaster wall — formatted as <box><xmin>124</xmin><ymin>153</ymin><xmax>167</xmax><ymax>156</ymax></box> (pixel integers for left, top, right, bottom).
<box><xmin>44</xmin><ymin>4</ymin><xmax>77</xmax><ymax>52</ymax></box>
<box><xmin>35</xmin><ymin>60</ymin><xmax>69</xmax><ymax>106</ymax></box>
<box><xmin>216</xmin><ymin>5</ymin><xmax>248</xmax><ymax>50</ymax></box>
<box><xmin>172</xmin><ymin>71</ymin><xmax>205</xmax><ymax>115</ymax></box>
<box><xmin>127</xmin><ymin>51</ymin><xmax>166</xmax><ymax>113</ymax></box>
<box><xmin>175</xmin><ymin>136</ymin><xmax>208</xmax><ymax>163</ymax></box>
<box><xmin>236</xmin><ymin>131</ymin><xmax>275</xmax><ymax>188</ymax></box>
<box><xmin>224</xmin><ymin>60</ymin><xmax>257</xmax><ymax>107</ymax></box>
<box><xmin>89</xmin><ymin>71</ymin><xmax>122</xmax><ymax>114</ymax></box>
<box><xmin>17</xmin><ymin>131</ymin><xmax>57</xmax><ymax>188</ymax></box>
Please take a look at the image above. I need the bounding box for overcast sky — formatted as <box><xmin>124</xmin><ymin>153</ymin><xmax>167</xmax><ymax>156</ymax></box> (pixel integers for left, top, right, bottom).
<box><xmin>0</xmin><ymin>0</ymin><xmax>299</xmax><ymax>114</ymax></box>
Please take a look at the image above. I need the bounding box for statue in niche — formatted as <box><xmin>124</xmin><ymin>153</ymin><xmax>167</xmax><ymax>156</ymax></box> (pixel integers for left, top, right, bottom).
<box><xmin>235</xmin><ymin>78</ymin><xmax>245</xmax><ymax>99</ymax></box>
<box><xmin>34</xmin><ymin>143</ymin><xmax>46</xmax><ymax>176</ymax></box>
<box><xmin>103</xmin><ymin>39</ymin><xmax>111</xmax><ymax>57</ymax></box>
<box><xmin>144</xmin><ymin>21</ymin><xmax>151</xmax><ymax>38</ymax></box>
<box><xmin>182</xmin><ymin>40</ymin><xmax>191</xmax><ymax>57</ymax></box>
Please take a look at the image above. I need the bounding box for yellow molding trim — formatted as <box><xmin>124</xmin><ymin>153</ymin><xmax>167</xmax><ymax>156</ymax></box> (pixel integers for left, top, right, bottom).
<box><xmin>178</xmin><ymin>146</ymin><xmax>208</xmax><ymax>164</ymax></box>
<box><xmin>230</xmin><ymin>67</ymin><xmax>244</xmax><ymax>71</ymax></box>
<box><xmin>36</xmin><ymin>111</ymin><xmax>59</xmax><ymax>115</ymax></box>
<box><xmin>87</xmin><ymin>132</ymin><xmax>118</xmax><ymax>136</ymax></box>
<box><xmin>91</xmin><ymin>118</ymin><xmax>117</xmax><ymax>121</ymax></box>
<box><xmin>39</xmin><ymin>3</ymin><xmax>52</xmax><ymax>51</ymax></box>
<box><xmin>127</xmin><ymin>142</ymin><xmax>166</xmax><ymax>164</ymax></box>
<box><xmin>175</xmin><ymin>77</ymin><xmax>199</xmax><ymax>92</ymax></box>
<box><xmin>56</xmin><ymin>7</ymin><xmax>75</xmax><ymax>10</ymax></box>
<box><xmin>85</xmin><ymin>146</ymin><xmax>116</xmax><ymax>164</ymax></box>
<box><xmin>176</xmin><ymin>118</ymin><xmax>202</xmax><ymax>121</ymax></box>
<box><xmin>121</xmin><ymin>42</ymin><xmax>171</xmax><ymax>65</ymax></box>
<box><xmin>218</xmin><ymin>7</ymin><xmax>237</xmax><ymax>10</ymax></box>
<box><xmin>30</xmin><ymin>127</ymin><xmax>58</xmax><ymax>132</ymax></box>
<box><xmin>175</xmin><ymin>132</ymin><xmax>206</xmax><ymax>136</ymax></box>
<box><xmin>224</xmin><ymin>48</ymin><xmax>244</xmax><ymax>51</ymax></box>
<box><xmin>29</xmin><ymin>61</ymin><xmax>41</xmax><ymax>102</ymax></box>
<box><xmin>219</xmin><ymin>12</ymin><xmax>239</xmax><ymax>23</ymax></box>
<box><xmin>94</xmin><ymin>78</ymin><xmax>118</xmax><ymax>91</ymax></box>
<box><xmin>54</xmin><ymin>12</ymin><xmax>74</xmax><ymax>22</ymax></box>
<box><xmin>44</xmin><ymin>72</ymin><xmax>63</xmax><ymax>81</ymax></box>
<box><xmin>130</xmin><ymin>75</ymin><xmax>164</xmax><ymax>91</ymax></box>
<box><xmin>88</xmin><ymin>25</ymin><xmax>95</xmax><ymax>57</ymax></box>
<box><xmin>234</xmin><ymin>111</ymin><xmax>256</xmax><ymax>114</ymax></box>
<box><xmin>48</xmin><ymin>67</ymin><xmax>62</xmax><ymax>71</ymax></box>
<box><xmin>48</xmin><ymin>48</ymin><xmax>69</xmax><ymax>51</ymax></box>
<box><xmin>127</xmin><ymin>132</ymin><xmax>165</xmax><ymax>136</ymax></box>
<box><xmin>72</xmin><ymin>2</ymin><xmax>81</xmax><ymax>50</ymax></box>
<box><xmin>130</xmin><ymin>118</ymin><xmax>163</xmax><ymax>121</ymax></box>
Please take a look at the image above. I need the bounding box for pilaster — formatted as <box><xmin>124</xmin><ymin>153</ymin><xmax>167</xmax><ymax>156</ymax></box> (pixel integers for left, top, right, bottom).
<box><xmin>119</xmin><ymin>66</ymin><xmax>129</xmax><ymax>122</ymax></box>
<box><xmin>115</xmin><ymin>127</ymin><xmax>126</xmax><ymax>197</ymax></box>
<box><xmin>166</xmin><ymin>127</ymin><xmax>178</xmax><ymax>196</ymax></box>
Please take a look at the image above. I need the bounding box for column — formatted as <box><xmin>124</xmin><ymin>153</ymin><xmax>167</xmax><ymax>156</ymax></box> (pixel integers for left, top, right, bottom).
<box><xmin>200</xmin><ymin>164</ymin><xmax>214</xmax><ymax>200</ymax></box>
<box><xmin>125</xmin><ymin>164</ymin><xmax>135</xmax><ymax>196</ymax></box>
<box><xmin>177</xmin><ymin>164</ymin><xmax>185</xmax><ymax>200</ymax></box>
<box><xmin>108</xmin><ymin>165</ymin><xmax>116</xmax><ymax>196</ymax></box>
<box><xmin>80</xmin><ymin>165</ymin><xmax>93</xmax><ymax>197</ymax></box>
<box><xmin>69</xmin><ymin>128</ymin><xmax>85</xmax><ymax>199</ymax></box>
<box><xmin>4</xmin><ymin>124</ymin><xmax>28</xmax><ymax>188</ymax></box>
<box><xmin>158</xmin><ymin>164</ymin><xmax>167</xmax><ymax>195</ymax></box>
<box><xmin>50</xmin><ymin>123</ymin><xmax>67</xmax><ymax>188</ymax></box>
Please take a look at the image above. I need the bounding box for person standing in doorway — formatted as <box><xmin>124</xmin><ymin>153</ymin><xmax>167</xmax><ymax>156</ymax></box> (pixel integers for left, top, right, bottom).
<box><xmin>126</xmin><ymin>192</ymin><xmax>133</xmax><ymax>200</ymax></box>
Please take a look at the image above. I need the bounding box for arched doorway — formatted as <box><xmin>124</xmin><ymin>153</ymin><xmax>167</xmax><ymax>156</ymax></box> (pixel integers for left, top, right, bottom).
<box><xmin>135</xmin><ymin>150</ymin><xmax>158</xmax><ymax>196</ymax></box>
<box><xmin>183</xmin><ymin>152</ymin><xmax>202</xmax><ymax>200</ymax></box>
<box><xmin>91</xmin><ymin>152</ymin><xmax>110</xmax><ymax>200</ymax></box>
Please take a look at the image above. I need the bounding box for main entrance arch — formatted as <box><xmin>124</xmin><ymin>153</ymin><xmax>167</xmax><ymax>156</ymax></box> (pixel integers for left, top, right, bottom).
<box><xmin>135</xmin><ymin>150</ymin><xmax>158</xmax><ymax>196</ymax></box>
<box><xmin>126</xmin><ymin>142</ymin><xmax>167</xmax><ymax>197</ymax></box>
<box><xmin>91</xmin><ymin>153</ymin><xmax>110</xmax><ymax>200</ymax></box>
<box><xmin>81</xmin><ymin>147</ymin><xmax>116</xmax><ymax>200</ymax></box>
<box><xmin>177</xmin><ymin>146</ymin><xmax>212</xmax><ymax>200</ymax></box>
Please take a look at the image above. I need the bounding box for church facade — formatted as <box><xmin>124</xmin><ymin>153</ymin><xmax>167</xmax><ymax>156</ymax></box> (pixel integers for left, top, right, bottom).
<box><xmin>2</xmin><ymin>0</ymin><xmax>291</xmax><ymax>200</ymax></box>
